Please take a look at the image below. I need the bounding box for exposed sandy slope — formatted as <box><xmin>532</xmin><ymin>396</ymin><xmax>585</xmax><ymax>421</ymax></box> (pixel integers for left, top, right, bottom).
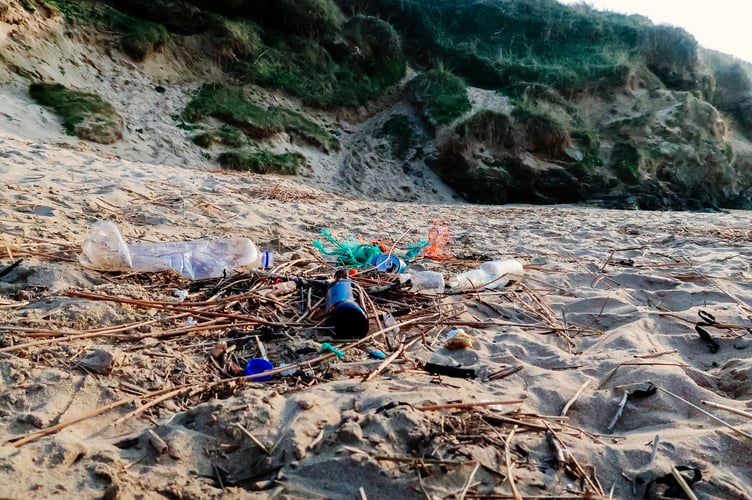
<box><xmin>1</xmin><ymin>4</ymin><xmax>752</xmax><ymax>500</ymax></box>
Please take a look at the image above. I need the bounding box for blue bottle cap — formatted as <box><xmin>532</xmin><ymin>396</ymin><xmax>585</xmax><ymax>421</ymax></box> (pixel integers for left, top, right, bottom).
<box><xmin>260</xmin><ymin>251</ymin><xmax>274</xmax><ymax>269</ymax></box>
<box><xmin>245</xmin><ymin>358</ymin><xmax>274</xmax><ymax>381</ymax></box>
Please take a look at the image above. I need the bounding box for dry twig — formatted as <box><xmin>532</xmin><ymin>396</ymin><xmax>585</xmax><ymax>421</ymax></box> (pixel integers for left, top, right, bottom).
<box><xmin>504</xmin><ymin>426</ymin><xmax>522</xmax><ymax>500</ymax></box>
<box><xmin>701</xmin><ymin>400</ymin><xmax>752</xmax><ymax>420</ymax></box>
<box><xmin>670</xmin><ymin>465</ymin><xmax>699</xmax><ymax>500</ymax></box>
<box><xmin>656</xmin><ymin>386</ymin><xmax>752</xmax><ymax>440</ymax></box>
<box><xmin>560</xmin><ymin>379</ymin><xmax>591</xmax><ymax>417</ymax></box>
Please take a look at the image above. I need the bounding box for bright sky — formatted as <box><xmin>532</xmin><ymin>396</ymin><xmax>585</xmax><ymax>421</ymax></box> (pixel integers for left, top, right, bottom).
<box><xmin>557</xmin><ymin>0</ymin><xmax>751</xmax><ymax>63</ymax></box>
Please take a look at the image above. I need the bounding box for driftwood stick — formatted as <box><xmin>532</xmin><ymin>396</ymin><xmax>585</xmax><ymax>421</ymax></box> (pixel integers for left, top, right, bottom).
<box><xmin>560</xmin><ymin>379</ymin><xmax>591</xmax><ymax>417</ymax></box>
<box><xmin>0</xmin><ymin>330</ymin><xmax>121</xmax><ymax>352</ymax></box>
<box><xmin>701</xmin><ymin>400</ymin><xmax>752</xmax><ymax>420</ymax></box>
<box><xmin>484</xmin><ymin>414</ymin><xmax>549</xmax><ymax>432</ymax></box>
<box><xmin>417</xmin><ymin>400</ymin><xmax>524</xmax><ymax>412</ymax></box>
<box><xmin>619</xmin><ymin>361</ymin><xmax>689</xmax><ymax>367</ymax></box>
<box><xmin>607</xmin><ymin>389</ymin><xmax>629</xmax><ymax>433</ymax></box>
<box><xmin>545</xmin><ymin>424</ymin><xmax>603</xmax><ymax>495</ymax></box>
<box><xmin>656</xmin><ymin>386</ymin><xmax>752</xmax><ymax>439</ymax></box>
<box><xmin>546</xmin><ymin>429</ymin><xmax>566</xmax><ymax>465</ymax></box>
<box><xmin>463</xmin><ymin>496</ymin><xmax>595</xmax><ymax>499</ymax></box>
<box><xmin>599</xmin><ymin>249</ymin><xmax>615</xmax><ymax>273</ymax></box>
<box><xmin>458</xmin><ymin>461</ymin><xmax>481</xmax><ymax>500</ymax></box>
<box><xmin>504</xmin><ymin>425</ymin><xmax>522</xmax><ymax>500</ymax></box>
<box><xmin>234</xmin><ymin>422</ymin><xmax>270</xmax><ymax>455</ymax></box>
<box><xmin>670</xmin><ymin>465</ymin><xmax>699</xmax><ymax>500</ymax></box>
<box><xmin>488</xmin><ymin>365</ymin><xmax>523</xmax><ymax>381</ymax></box>
<box><xmin>63</xmin><ymin>290</ymin><xmax>286</xmax><ymax>326</ymax></box>
<box><xmin>362</xmin><ymin>337</ymin><xmax>416</xmax><ymax>383</ymax></box>
<box><xmin>634</xmin><ymin>349</ymin><xmax>678</xmax><ymax>359</ymax></box>
<box><xmin>112</xmin><ymin>387</ymin><xmax>188</xmax><ymax>426</ymax></box>
<box><xmin>146</xmin><ymin>429</ymin><xmax>168</xmax><ymax>455</ymax></box>
<box><xmin>369</xmin><ymin>454</ymin><xmax>467</xmax><ymax>466</ymax></box>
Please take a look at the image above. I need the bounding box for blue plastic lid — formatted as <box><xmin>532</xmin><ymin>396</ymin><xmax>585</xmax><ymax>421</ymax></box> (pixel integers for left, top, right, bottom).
<box><xmin>245</xmin><ymin>358</ymin><xmax>274</xmax><ymax>381</ymax></box>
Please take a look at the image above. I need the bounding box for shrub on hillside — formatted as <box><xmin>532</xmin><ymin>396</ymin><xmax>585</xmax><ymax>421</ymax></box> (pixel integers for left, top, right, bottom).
<box><xmin>236</xmin><ymin>25</ymin><xmax>404</xmax><ymax>108</ymax></box>
<box><xmin>218</xmin><ymin>149</ymin><xmax>305</xmax><ymax>174</ymax></box>
<box><xmin>46</xmin><ymin>0</ymin><xmax>170</xmax><ymax>60</ymax></box>
<box><xmin>29</xmin><ymin>82</ymin><xmax>123</xmax><ymax>144</ymax></box>
<box><xmin>183</xmin><ymin>84</ymin><xmax>339</xmax><ymax>152</ymax></box>
<box><xmin>639</xmin><ymin>24</ymin><xmax>699</xmax><ymax>90</ymax></box>
<box><xmin>242</xmin><ymin>0</ymin><xmax>343</xmax><ymax>39</ymax></box>
<box><xmin>209</xmin><ymin>16</ymin><xmax>263</xmax><ymax>62</ymax></box>
<box><xmin>341</xmin><ymin>15</ymin><xmax>404</xmax><ymax>80</ymax></box>
<box><xmin>337</xmin><ymin>0</ymin><xmax>644</xmax><ymax>94</ymax></box>
<box><xmin>407</xmin><ymin>69</ymin><xmax>471</xmax><ymax>129</ymax></box>
<box><xmin>457</xmin><ymin>110</ymin><xmax>515</xmax><ymax>149</ymax></box>
<box><xmin>121</xmin><ymin>18</ymin><xmax>169</xmax><ymax>61</ymax></box>
<box><xmin>102</xmin><ymin>0</ymin><xmax>206</xmax><ymax>34</ymax></box>
<box><xmin>512</xmin><ymin>101</ymin><xmax>571</xmax><ymax>157</ymax></box>
<box><xmin>192</xmin><ymin>124</ymin><xmax>248</xmax><ymax>148</ymax></box>
<box><xmin>378</xmin><ymin>114</ymin><xmax>417</xmax><ymax>159</ymax></box>
<box><xmin>609</xmin><ymin>141</ymin><xmax>645</xmax><ymax>184</ymax></box>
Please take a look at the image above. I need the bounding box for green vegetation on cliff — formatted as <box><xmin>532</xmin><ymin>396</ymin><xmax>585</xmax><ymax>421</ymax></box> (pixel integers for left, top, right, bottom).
<box><xmin>27</xmin><ymin>0</ymin><xmax>752</xmax><ymax>209</ymax></box>
<box><xmin>378</xmin><ymin>114</ymin><xmax>418</xmax><ymax>159</ymax></box>
<box><xmin>407</xmin><ymin>69</ymin><xmax>471</xmax><ymax>127</ymax></box>
<box><xmin>218</xmin><ymin>149</ymin><xmax>306</xmax><ymax>175</ymax></box>
<box><xmin>235</xmin><ymin>15</ymin><xmax>405</xmax><ymax>107</ymax></box>
<box><xmin>183</xmin><ymin>84</ymin><xmax>340</xmax><ymax>152</ymax></box>
<box><xmin>29</xmin><ymin>82</ymin><xmax>123</xmax><ymax>144</ymax></box>
<box><xmin>44</xmin><ymin>0</ymin><xmax>168</xmax><ymax>60</ymax></box>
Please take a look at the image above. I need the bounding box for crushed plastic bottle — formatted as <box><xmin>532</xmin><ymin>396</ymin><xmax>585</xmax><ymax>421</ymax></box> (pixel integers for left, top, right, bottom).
<box><xmin>79</xmin><ymin>221</ymin><xmax>260</xmax><ymax>280</ymax></box>
<box><xmin>448</xmin><ymin>259</ymin><xmax>524</xmax><ymax>291</ymax></box>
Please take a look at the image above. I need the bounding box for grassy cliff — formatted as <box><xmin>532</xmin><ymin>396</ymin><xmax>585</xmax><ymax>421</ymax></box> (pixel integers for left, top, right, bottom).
<box><xmin>27</xmin><ymin>0</ymin><xmax>752</xmax><ymax>209</ymax></box>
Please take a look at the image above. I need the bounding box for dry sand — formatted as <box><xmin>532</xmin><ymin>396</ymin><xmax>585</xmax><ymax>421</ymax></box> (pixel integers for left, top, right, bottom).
<box><xmin>1</xmin><ymin>6</ymin><xmax>751</xmax><ymax>497</ymax></box>
<box><xmin>1</xmin><ymin>129</ymin><xmax>752</xmax><ymax>499</ymax></box>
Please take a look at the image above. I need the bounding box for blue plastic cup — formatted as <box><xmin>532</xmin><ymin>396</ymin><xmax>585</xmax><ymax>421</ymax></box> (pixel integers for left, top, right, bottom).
<box><xmin>245</xmin><ymin>358</ymin><xmax>274</xmax><ymax>381</ymax></box>
<box><xmin>325</xmin><ymin>280</ymin><xmax>369</xmax><ymax>338</ymax></box>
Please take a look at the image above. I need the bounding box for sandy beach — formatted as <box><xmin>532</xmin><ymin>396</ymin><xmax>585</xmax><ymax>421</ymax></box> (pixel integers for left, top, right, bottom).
<box><xmin>1</xmin><ymin>127</ymin><xmax>752</xmax><ymax>499</ymax></box>
<box><xmin>0</xmin><ymin>3</ymin><xmax>750</xmax><ymax>496</ymax></box>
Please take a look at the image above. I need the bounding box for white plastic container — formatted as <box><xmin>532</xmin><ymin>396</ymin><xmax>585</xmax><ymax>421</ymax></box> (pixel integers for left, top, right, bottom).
<box><xmin>399</xmin><ymin>270</ymin><xmax>445</xmax><ymax>294</ymax></box>
<box><xmin>80</xmin><ymin>221</ymin><xmax>260</xmax><ymax>280</ymax></box>
<box><xmin>449</xmin><ymin>259</ymin><xmax>524</xmax><ymax>290</ymax></box>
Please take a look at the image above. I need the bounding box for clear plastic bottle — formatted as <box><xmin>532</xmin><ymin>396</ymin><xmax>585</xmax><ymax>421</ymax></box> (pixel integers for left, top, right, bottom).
<box><xmin>399</xmin><ymin>271</ymin><xmax>445</xmax><ymax>294</ymax></box>
<box><xmin>448</xmin><ymin>259</ymin><xmax>524</xmax><ymax>290</ymax></box>
<box><xmin>80</xmin><ymin>221</ymin><xmax>260</xmax><ymax>280</ymax></box>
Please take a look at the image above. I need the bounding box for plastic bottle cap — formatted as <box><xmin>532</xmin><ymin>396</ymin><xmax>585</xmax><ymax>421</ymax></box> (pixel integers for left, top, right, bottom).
<box><xmin>245</xmin><ymin>358</ymin><xmax>274</xmax><ymax>381</ymax></box>
<box><xmin>260</xmin><ymin>251</ymin><xmax>274</xmax><ymax>269</ymax></box>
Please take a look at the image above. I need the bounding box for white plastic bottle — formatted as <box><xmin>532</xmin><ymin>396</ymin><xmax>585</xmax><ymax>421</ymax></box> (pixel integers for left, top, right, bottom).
<box><xmin>399</xmin><ymin>271</ymin><xmax>445</xmax><ymax>294</ymax></box>
<box><xmin>80</xmin><ymin>221</ymin><xmax>260</xmax><ymax>280</ymax></box>
<box><xmin>449</xmin><ymin>259</ymin><xmax>523</xmax><ymax>290</ymax></box>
